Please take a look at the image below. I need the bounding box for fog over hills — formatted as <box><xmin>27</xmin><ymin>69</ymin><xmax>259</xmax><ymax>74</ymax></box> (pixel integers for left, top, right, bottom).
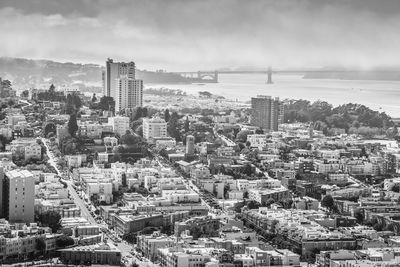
<box><xmin>1</xmin><ymin>57</ymin><xmax>400</xmax><ymax>91</ymax></box>
<box><xmin>0</xmin><ymin>57</ymin><xmax>189</xmax><ymax>90</ymax></box>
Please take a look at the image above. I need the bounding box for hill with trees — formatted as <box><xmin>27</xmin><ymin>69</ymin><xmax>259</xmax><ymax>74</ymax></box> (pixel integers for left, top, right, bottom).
<box><xmin>285</xmin><ymin>100</ymin><xmax>395</xmax><ymax>136</ymax></box>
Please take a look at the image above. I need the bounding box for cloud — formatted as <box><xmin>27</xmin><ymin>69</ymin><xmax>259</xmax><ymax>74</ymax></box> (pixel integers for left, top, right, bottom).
<box><xmin>0</xmin><ymin>0</ymin><xmax>399</xmax><ymax>70</ymax></box>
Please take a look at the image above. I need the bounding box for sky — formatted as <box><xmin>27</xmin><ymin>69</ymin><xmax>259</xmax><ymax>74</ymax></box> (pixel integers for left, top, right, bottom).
<box><xmin>0</xmin><ymin>0</ymin><xmax>400</xmax><ymax>71</ymax></box>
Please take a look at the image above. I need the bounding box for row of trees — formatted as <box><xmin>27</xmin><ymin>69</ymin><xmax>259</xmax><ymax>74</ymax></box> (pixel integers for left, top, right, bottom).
<box><xmin>36</xmin><ymin>84</ymin><xmax>66</xmax><ymax>102</ymax></box>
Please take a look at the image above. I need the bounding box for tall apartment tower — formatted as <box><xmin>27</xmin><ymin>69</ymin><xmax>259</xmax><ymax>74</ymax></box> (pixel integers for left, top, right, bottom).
<box><xmin>1</xmin><ymin>169</ymin><xmax>35</xmax><ymax>223</ymax></box>
<box><xmin>103</xmin><ymin>59</ymin><xmax>143</xmax><ymax>111</ymax></box>
<box><xmin>251</xmin><ymin>95</ymin><xmax>284</xmax><ymax>131</ymax></box>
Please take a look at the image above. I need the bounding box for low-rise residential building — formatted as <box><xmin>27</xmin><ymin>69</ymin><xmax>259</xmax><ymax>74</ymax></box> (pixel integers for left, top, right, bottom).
<box><xmin>59</xmin><ymin>243</ymin><xmax>121</xmax><ymax>265</ymax></box>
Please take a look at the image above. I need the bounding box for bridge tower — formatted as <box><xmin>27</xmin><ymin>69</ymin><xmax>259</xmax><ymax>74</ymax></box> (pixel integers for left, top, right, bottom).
<box><xmin>267</xmin><ymin>66</ymin><xmax>273</xmax><ymax>84</ymax></box>
<box><xmin>214</xmin><ymin>71</ymin><xmax>218</xmax><ymax>83</ymax></box>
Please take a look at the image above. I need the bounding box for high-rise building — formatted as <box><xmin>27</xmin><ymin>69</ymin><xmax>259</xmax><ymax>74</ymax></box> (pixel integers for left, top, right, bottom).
<box><xmin>115</xmin><ymin>78</ymin><xmax>143</xmax><ymax>112</ymax></box>
<box><xmin>103</xmin><ymin>58</ymin><xmax>143</xmax><ymax>111</ymax></box>
<box><xmin>185</xmin><ymin>135</ymin><xmax>195</xmax><ymax>155</ymax></box>
<box><xmin>251</xmin><ymin>95</ymin><xmax>284</xmax><ymax>131</ymax></box>
<box><xmin>143</xmin><ymin>117</ymin><xmax>167</xmax><ymax>141</ymax></box>
<box><xmin>1</xmin><ymin>169</ymin><xmax>35</xmax><ymax>223</ymax></box>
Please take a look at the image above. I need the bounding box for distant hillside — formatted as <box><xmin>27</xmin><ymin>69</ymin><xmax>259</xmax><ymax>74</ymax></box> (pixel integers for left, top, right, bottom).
<box><xmin>304</xmin><ymin>69</ymin><xmax>400</xmax><ymax>81</ymax></box>
<box><xmin>0</xmin><ymin>57</ymin><xmax>189</xmax><ymax>90</ymax></box>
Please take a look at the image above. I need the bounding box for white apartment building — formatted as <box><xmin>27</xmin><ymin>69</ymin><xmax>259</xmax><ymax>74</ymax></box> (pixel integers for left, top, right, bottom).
<box><xmin>24</xmin><ymin>143</ymin><xmax>42</xmax><ymax>161</ymax></box>
<box><xmin>247</xmin><ymin>134</ymin><xmax>269</xmax><ymax>149</ymax></box>
<box><xmin>143</xmin><ymin>117</ymin><xmax>167</xmax><ymax>141</ymax></box>
<box><xmin>108</xmin><ymin>116</ymin><xmax>130</xmax><ymax>136</ymax></box>
<box><xmin>115</xmin><ymin>78</ymin><xmax>143</xmax><ymax>111</ymax></box>
<box><xmin>104</xmin><ymin>59</ymin><xmax>136</xmax><ymax>98</ymax></box>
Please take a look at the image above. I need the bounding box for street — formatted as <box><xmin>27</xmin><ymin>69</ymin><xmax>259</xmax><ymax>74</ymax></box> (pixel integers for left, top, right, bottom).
<box><xmin>43</xmin><ymin>138</ymin><xmax>98</xmax><ymax>225</ymax></box>
<box><xmin>65</xmin><ymin>180</ymin><xmax>98</xmax><ymax>225</ymax></box>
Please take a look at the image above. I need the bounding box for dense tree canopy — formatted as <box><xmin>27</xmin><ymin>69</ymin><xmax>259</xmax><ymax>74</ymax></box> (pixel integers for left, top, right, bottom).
<box><xmin>98</xmin><ymin>96</ymin><xmax>115</xmax><ymax>111</ymax></box>
<box><xmin>164</xmin><ymin>109</ymin><xmax>170</xmax><ymax>122</ymax></box>
<box><xmin>65</xmin><ymin>93</ymin><xmax>82</xmax><ymax>114</ymax></box>
<box><xmin>285</xmin><ymin>100</ymin><xmax>393</xmax><ymax>136</ymax></box>
<box><xmin>321</xmin><ymin>195</ymin><xmax>335</xmax><ymax>211</ymax></box>
<box><xmin>67</xmin><ymin>114</ymin><xmax>78</xmax><ymax>137</ymax></box>
<box><xmin>37</xmin><ymin>210</ymin><xmax>61</xmax><ymax>233</ymax></box>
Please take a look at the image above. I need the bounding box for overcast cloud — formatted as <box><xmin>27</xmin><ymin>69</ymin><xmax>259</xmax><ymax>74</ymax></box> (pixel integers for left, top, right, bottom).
<box><xmin>0</xmin><ymin>0</ymin><xmax>399</xmax><ymax>71</ymax></box>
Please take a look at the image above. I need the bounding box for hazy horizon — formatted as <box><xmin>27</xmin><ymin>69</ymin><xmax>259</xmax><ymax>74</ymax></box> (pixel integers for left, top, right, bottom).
<box><xmin>1</xmin><ymin>0</ymin><xmax>400</xmax><ymax>71</ymax></box>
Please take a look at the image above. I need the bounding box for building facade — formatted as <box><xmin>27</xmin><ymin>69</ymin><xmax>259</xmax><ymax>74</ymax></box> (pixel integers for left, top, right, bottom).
<box><xmin>143</xmin><ymin>117</ymin><xmax>168</xmax><ymax>141</ymax></box>
<box><xmin>103</xmin><ymin>59</ymin><xmax>143</xmax><ymax>111</ymax></box>
<box><xmin>1</xmin><ymin>169</ymin><xmax>35</xmax><ymax>223</ymax></box>
<box><xmin>251</xmin><ymin>95</ymin><xmax>284</xmax><ymax>131</ymax></box>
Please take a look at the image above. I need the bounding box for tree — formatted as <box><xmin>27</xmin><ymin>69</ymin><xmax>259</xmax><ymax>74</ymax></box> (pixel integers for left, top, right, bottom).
<box><xmin>0</xmin><ymin>135</ymin><xmax>10</xmax><ymax>151</ymax></box>
<box><xmin>122</xmin><ymin>232</ymin><xmax>137</xmax><ymax>244</ymax></box>
<box><xmin>265</xmin><ymin>198</ymin><xmax>275</xmax><ymax>207</ymax></box>
<box><xmin>37</xmin><ymin>210</ymin><xmax>62</xmax><ymax>233</ymax></box>
<box><xmin>184</xmin><ymin>116</ymin><xmax>190</xmax><ymax>132</ymax></box>
<box><xmin>354</xmin><ymin>209</ymin><xmax>364</xmax><ymax>224</ymax></box>
<box><xmin>68</xmin><ymin>114</ymin><xmax>78</xmax><ymax>137</ymax></box>
<box><xmin>164</xmin><ymin>109</ymin><xmax>171</xmax><ymax>122</ymax></box>
<box><xmin>199</xmin><ymin>91</ymin><xmax>212</xmax><ymax>98</ymax></box>
<box><xmin>243</xmin><ymin>163</ymin><xmax>253</xmax><ymax>176</ymax></box>
<box><xmin>321</xmin><ymin>195</ymin><xmax>335</xmax><ymax>211</ymax></box>
<box><xmin>7</xmin><ymin>99</ymin><xmax>15</xmax><ymax>107</ymax></box>
<box><xmin>223</xmin><ymin>184</ymin><xmax>230</xmax><ymax>199</ymax></box>
<box><xmin>133</xmin><ymin>107</ymin><xmax>143</xmax><ymax>120</ymax></box>
<box><xmin>98</xmin><ymin>96</ymin><xmax>115</xmax><ymax>111</ymax></box>
<box><xmin>1</xmin><ymin>79</ymin><xmax>12</xmax><ymax>89</ymax></box>
<box><xmin>247</xmin><ymin>200</ymin><xmax>260</xmax><ymax>210</ymax></box>
<box><xmin>234</xmin><ymin>201</ymin><xmax>246</xmax><ymax>213</ymax></box>
<box><xmin>393</xmin><ymin>184</ymin><xmax>400</xmax><ymax>193</ymax></box>
<box><xmin>168</xmin><ymin>112</ymin><xmax>181</xmax><ymax>141</ymax></box>
<box><xmin>236</xmin><ymin>130</ymin><xmax>251</xmax><ymax>142</ymax></box>
<box><xmin>56</xmin><ymin>235</ymin><xmax>75</xmax><ymax>248</ymax></box>
<box><xmin>44</xmin><ymin>123</ymin><xmax>56</xmax><ymax>137</ymax></box>
<box><xmin>142</xmin><ymin>107</ymin><xmax>148</xmax><ymax>117</ymax></box>
<box><xmin>136</xmin><ymin>125</ymin><xmax>143</xmax><ymax>137</ymax></box>
<box><xmin>122</xmin><ymin>173</ymin><xmax>127</xmax><ymax>187</ymax></box>
<box><xmin>21</xmin><ymin>90</ymin><xmax>29</xmax><ymax>98</ymax></box>
<box><xmin>92</xmin><ymin>93</ymin><xmax>97</xmax><ymax>102</ymax></box>
<box><xmin>190</xmin><ymin>225</ymin><xmax>203</xmax><ymax>239</ymax></box>
<box><xmin>65</xmin><ymin>93</ymin><xmax>82</xmax><ymax>114</ymax></box>
<box><xmin>49</xmin><ymin>84</ymin><xmax>55</xmax><ymax>93</ymax></box>
<box><xmin>36</xmin><ymin>237</ymin><xmax>46</xmax><ymax>252</ymax></box>
<box><xmin>120</xmin><ymin>131</ymin><xmax>138</xmax><ymax>145</ymax></box>
<box><xmin>255</xmin><ymin>128</ymin><xmax>264</xmax><ymax>134</ymax></box>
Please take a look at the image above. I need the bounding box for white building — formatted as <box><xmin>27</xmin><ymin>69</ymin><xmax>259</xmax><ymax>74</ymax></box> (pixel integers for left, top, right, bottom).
<box><xmin>104</xmin><ymin>59</ymin><xmax>135</xmax><ymax>97</ymax></box>
<box><xmin>155</xmin><ymin>138</ymin><xmax>176</xmax><ymax>149</ymax></box>
<box><xmin>143</xmin><ymin>117</ymin><xmax>167</xmax><ymax>141</ymax></box>
<box><xmin>86</xmin><ymin>182</ymin><xmax>113</xmax><ymax>204</ymax></box>
<box><xmin>108</xmin><ymin>116</ymin><xmax>130</xmax><ymax>136</ymax></box>
<box><xmin>65</xmin><ymin>154</ymin><xmax>87</xmax><ymax>168</ymax></box>
<box><xmin>247</xmin><ymin>134</ymin><xmax>269</xmax><ymax>149</ymax></box>
<box><xmin>103</xmin><ymin>59</ymin><xmax>143</xmax><ymax>112</ymax></box>
<box><xmin>24</xmin><ymin>143</ymin><xmax>42</xmax><ymax>161</ymax></box>
<box><xmin>115</xmin><ymin>78</ymin><xmax>143</xmax><ymax>111</ymax></box>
